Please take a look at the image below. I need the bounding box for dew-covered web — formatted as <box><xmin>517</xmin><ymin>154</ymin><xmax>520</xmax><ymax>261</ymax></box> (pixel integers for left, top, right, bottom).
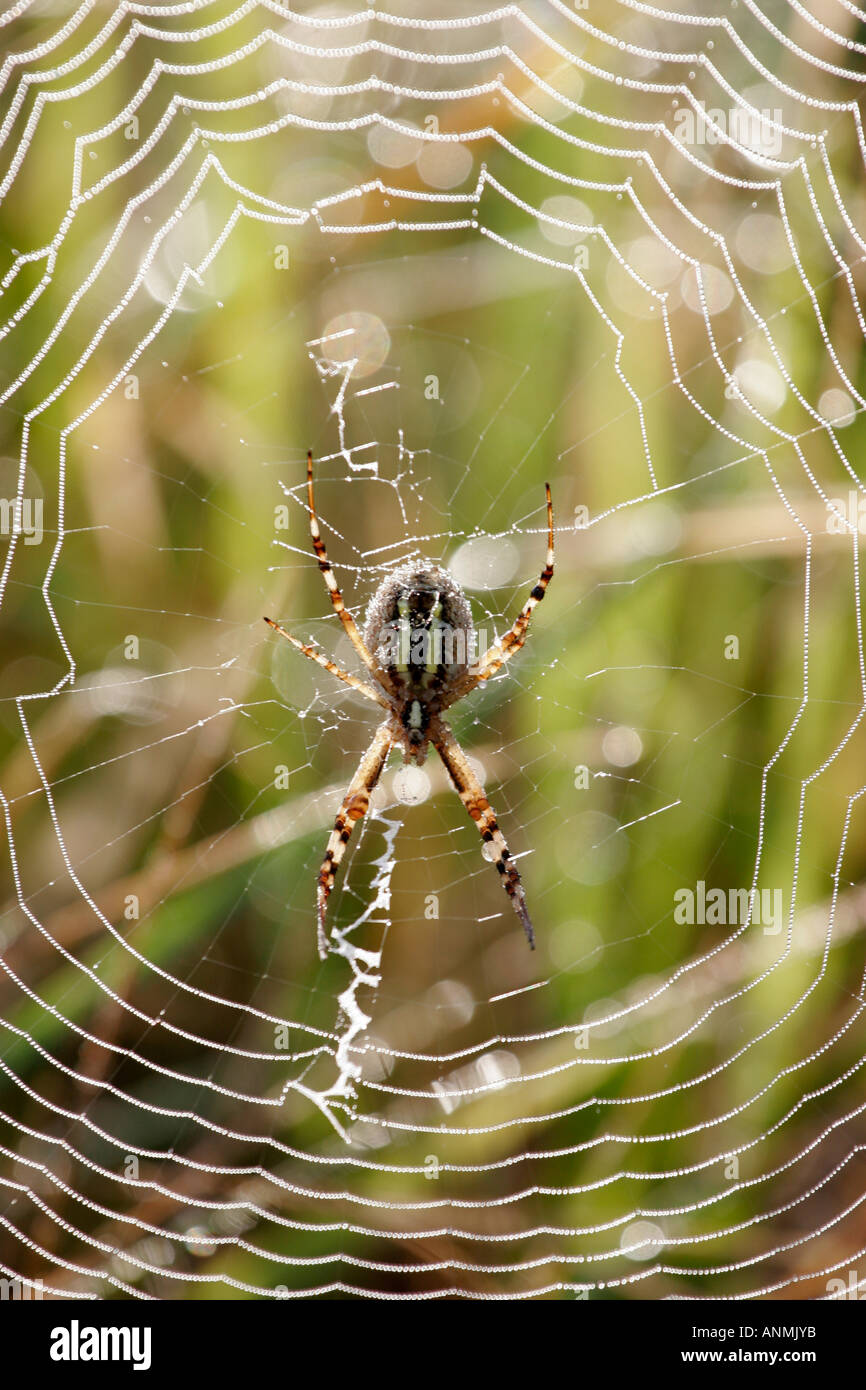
<box><xmin>2</xmin><ymin>0</ymin><xmax>866</xmax><ymax>1302</ymax></box>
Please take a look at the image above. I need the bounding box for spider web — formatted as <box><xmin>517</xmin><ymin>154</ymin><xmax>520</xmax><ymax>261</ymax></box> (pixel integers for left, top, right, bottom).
<box><xmin>1</xmin><ymin>0</ymin><xmax>866</xmax><ymax>1302</ymax></box>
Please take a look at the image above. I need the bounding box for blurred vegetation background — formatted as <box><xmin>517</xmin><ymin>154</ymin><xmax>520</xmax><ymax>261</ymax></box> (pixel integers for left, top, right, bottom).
<box><xmin>1</xmin><ymin>1</ymin><xmax>866</xmax><ymax>1299</ymax></box>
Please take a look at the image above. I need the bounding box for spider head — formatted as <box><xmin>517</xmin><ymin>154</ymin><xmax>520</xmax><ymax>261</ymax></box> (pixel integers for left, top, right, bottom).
<box><xmin>364</xmin><ymin>563</ymin><xmax>475</xmax><ymax>687</ymax></box>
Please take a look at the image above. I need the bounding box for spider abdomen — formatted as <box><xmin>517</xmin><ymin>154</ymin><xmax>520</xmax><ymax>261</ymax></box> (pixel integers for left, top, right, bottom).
<box><xmin>364</xmin><ymin>562</ymin><xmax>475</xmax><ymax>759</ymax></box>
<box><xmin>364</xmin><ymin>562</ymin><xmax>475</xmax><ymax>686</ymax></box>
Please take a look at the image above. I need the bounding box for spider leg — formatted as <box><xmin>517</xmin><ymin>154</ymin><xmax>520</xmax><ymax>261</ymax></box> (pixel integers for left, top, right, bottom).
<box><xmin>444</xmin><ymin>484</ymin><xmax>554</xmax><ymax>706</ymax></box>
<box><xmin>263</xmin><ymin>617</ymin><xmax>391</xmax><ymax>711</ymax></box>
<box><xmin>316</xmin><ymin>720</ymin><xmax>394</xmax><ymax>959</ymax></box>
<box><xmin>305</xmin><ymin>451</ymin><xmax>390</xmax><ymax>688</ymax></box>
<box><xmin>430</xmin><ymin>714</ymin><xmax>535</xmax><ymax>949</ymax></box>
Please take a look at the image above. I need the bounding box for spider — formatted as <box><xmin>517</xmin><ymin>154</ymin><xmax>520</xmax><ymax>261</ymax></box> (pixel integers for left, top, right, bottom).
<box><xmin>264</xmin><ymin>453</ymin><xmax>554</xmax><ymax>960</ymax></box>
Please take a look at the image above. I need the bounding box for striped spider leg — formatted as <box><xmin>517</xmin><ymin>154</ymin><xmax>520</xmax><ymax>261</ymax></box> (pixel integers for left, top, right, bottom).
<box><xmin>263</xmin><ymin>619</ymin><xmax>393</xmax><ymax>956</ymax></box>
<box><xmin>444</xmin><ymin>483</ymin><xmax>554</xmax><ymax>704</ymax></box>
<box><xmin>430</xmin><ymin>713</ymin><xmax>536</xmax><ymax>948</ymax></box>
<box><xmin>262</xmin><ymin>618</ymin><xmax>391</xmax><ymax>712</ymax></box>
<box><xmin>313</xmin><ymin>721</ymin><xmax>393</xmax><ymax>958</ymax></box>
<box><xmin>265</xmin><ymin>453</ymin><xmax>397</xmax><ymax>956</ymax></box>
<box><xmin>431</xmin><ymin>482</ymin><xmax>553</xmax><ymax>942</ymax></box>
<box><xmin>303</xmin><ymin>450</ymin><xmax>394</xmax><ymax>689</ymax></box>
